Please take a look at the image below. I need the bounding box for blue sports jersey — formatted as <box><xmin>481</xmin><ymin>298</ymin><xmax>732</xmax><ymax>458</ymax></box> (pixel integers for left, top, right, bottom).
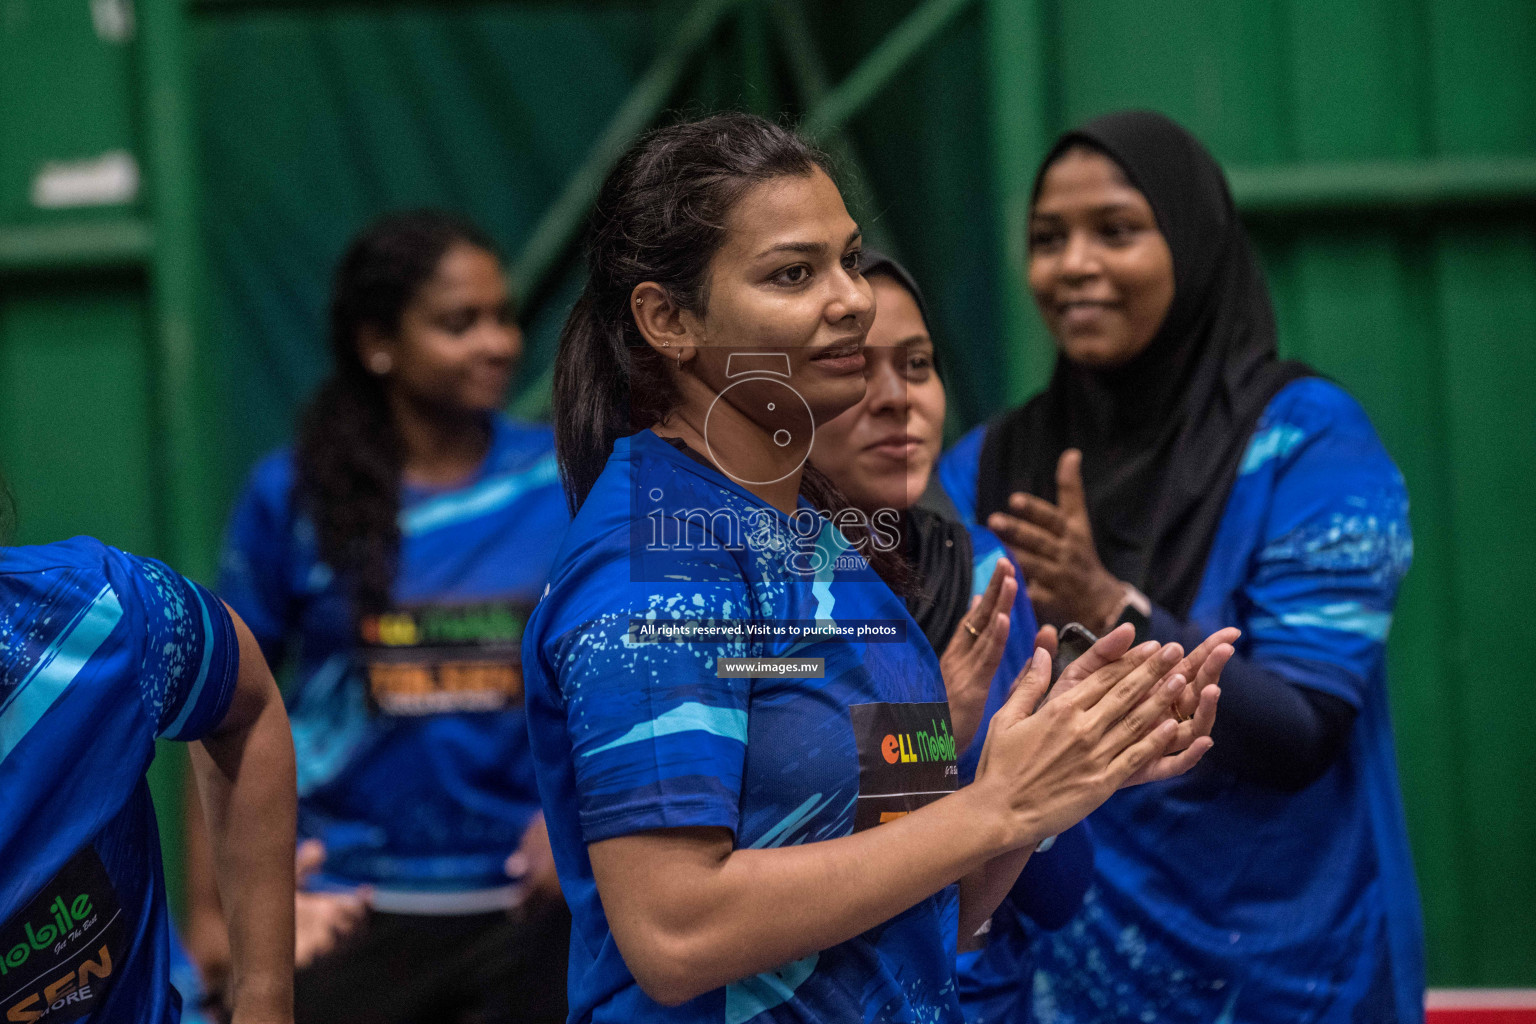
<box><xmin>218</xmin><ymin>415</ymin><xmax>568</xmax><ymax>901</ymax></box>
<box><xmin>0</xmin><ymin>537</ymin><xmax>237</xmax><ymax>1024</ymax></box>
<box><xmin>524</xmin><ymin>429</ymin><xmax>964</xmax><ymax>1024</ymax></box>
<box><xmin>940</xmin><ymin>378</ymin><xmax>1423</xmax><ymax>1023</ymax></box>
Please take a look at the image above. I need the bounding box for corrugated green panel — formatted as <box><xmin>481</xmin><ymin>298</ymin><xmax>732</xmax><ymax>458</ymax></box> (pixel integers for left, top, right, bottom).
<box><xmin>1432</xmin><ymin>228</ymin><xmax>1536</xmax><ymax>983</ymax></box>
<box><xmin>0</xmin><ymin>279</ymin><xmax>160</xmax><ymax>555</ymax></box>
<box><xmin>1282</xmin><ymin>0</ymin><xmax>1431</xmax><ymax>160</ymax></box>
<box><xmin>1425</xmin><ymin>0</ymin><xmax>1536</xmax><ymax>155</ymax></box>
<box><xmin>0</xmin><ymin>0</ymin><xmax>140</xmax><ymax>224</ymax></box>
<box><xmin>1052</xmin><ymin>0</ymin><xmax>1292</xmax><ymax>163</ymax></box>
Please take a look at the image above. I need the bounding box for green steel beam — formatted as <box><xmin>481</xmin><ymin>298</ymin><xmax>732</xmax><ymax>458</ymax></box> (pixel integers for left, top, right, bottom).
<box><xmin>138</xmin><ymin>0</ymin><xmax>219</xmax><ymax>582</ymax></box>
<box><xmin>737</xmin><ymin>2</ymin><xmax>774</xmax><ymax>116</ymax></box>
<box><xmin>508</xmin><ymin>0</ymin><xmax>744</xmax><ymax>420</ymax></box>
<box><xmin>981</xmin><ymin>0</ymin><xmax>1053</xmax><ymax>407</ymax></box>
<box><xmin>767</xmin><ymin>0</ymin><xmax>893</xmax><ymax>253</ymax></box>
<box><xmin>512</xmin><ymin>0</ymin><xmax>748</xmax><ymax>304</ymax></box>
<box><xmin>0</xmin><ymin>219</ymin><xmax>153</xmax><ymax>275</ymax></box>
<box><xmin>768</xmin><ymin>0</ymin><xmax>830</xmax><ymax>101</ymax></box>
<box><xmin>802</xmin><ymin>0</ymin><xmax>977</xmax><ymax>136</ymax></box>
<box><xmin>1230</xmin><ymin>157</ymin><xmax>1536</xmax><ymax>214</ymax></box>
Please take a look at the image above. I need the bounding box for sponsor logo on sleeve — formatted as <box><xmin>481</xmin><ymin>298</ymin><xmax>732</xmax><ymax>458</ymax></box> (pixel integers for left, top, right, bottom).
<box><xmin>0</xmin><ymin>847</ymin><xmax>124</xmax><ymax>1023</ymax></box>
<box><xmin>849</xmin><ymin>702</ymin><xmax>958</xmax><ymax>832</ymax></box>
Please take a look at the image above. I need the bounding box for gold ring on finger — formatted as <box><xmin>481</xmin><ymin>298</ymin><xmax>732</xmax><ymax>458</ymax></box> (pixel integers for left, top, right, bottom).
<box><xmin>963</xmin><ymin>620</ymin><xmax>981</xmax><ymax>638</ymax></box>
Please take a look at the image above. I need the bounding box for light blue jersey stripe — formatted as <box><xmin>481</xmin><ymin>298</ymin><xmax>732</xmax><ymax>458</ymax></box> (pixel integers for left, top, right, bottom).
<box><xmin>749</xmin><ymin>792</ymin><xmax>835</xmax><ymax>849</ymax></box>
<box><xmin>725</xmin><ymin>953</ymin><xmax>819</xmax><ymax>1024</ymax></box>
<box><xmin>971</xmin><ymin>544</ymin><xmax>1006</xmax><ymax>599</ymax></box>
<box><xmin>0</xmin><ymin>584</ymin><xmax>124</xmax><ymax>765</ymax></box>
<box><xmin>1251</xmin><ymin>601</ymin><xmax>1393</xmax><ymax>642</ymax></box>
<box><xmin>1240</xmin><ymin>424</ymin><xmax>1307</xmax><ymax>475</ymax></box>
<box><xmin>583</xmin><ymin>701</ymin><xmax>748</xmax><ymax>756</ymax></box>
<box><xmin>161</xmin><ymin>583</ymin><xmax>218</xmax><ymax>739</ymax></box>
<box><xmin>401</xmin><ymin>455</ymin><xmax>559</xmax><ymax>536</ymax></box>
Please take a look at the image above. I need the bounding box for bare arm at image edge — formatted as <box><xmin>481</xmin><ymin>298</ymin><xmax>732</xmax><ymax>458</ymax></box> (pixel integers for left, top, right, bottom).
<box><xmin>189</xmin><ymin>605</ymin><xmax>297</xmax><ymax>1024</ymax></box>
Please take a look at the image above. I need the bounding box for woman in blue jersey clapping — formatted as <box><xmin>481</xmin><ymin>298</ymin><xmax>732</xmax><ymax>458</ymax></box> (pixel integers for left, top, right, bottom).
<box><xmin>521</xmin><ymin>112</ymin><xmax>1236</xmax><ymax>1024</ymax></box>
<box><xmin>939</xmin><ymin>110</ymin><xmax>1423</xmax><ymax>1023</ymax></box>
<box><xmin>809</xmin><ymin>252</ymin><xmax>1110</xmax><ymax>1023</ymax></box>
<box><xmin>190</xmin><ymin>211</ymin><xmax>570</xmax><ymax>1024</ymax></box>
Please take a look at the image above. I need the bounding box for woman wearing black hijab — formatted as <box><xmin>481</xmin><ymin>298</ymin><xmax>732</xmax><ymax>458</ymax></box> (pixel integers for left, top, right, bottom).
<box><xmin>938</xmin><ymin>111</ymin><xmax>1423</xmax><ymax>1023</ymax></box>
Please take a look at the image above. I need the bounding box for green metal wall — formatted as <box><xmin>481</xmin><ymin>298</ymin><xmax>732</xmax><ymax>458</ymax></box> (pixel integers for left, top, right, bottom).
<box><xmin>2</xmin><ymin>0</ymin><xmax>1533</xmax><ymax>986</ymax></box>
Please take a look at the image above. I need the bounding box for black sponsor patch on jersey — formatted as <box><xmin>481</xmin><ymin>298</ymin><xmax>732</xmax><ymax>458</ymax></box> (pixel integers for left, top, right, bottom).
<box><xmin>849</xmin><ymin>702</ymin><xmax>958</xmax><ymax>832</ymax></box>
<box><xmin>0</xmin><ymin>846</ymin><xmax>125</xmax><ymax>1023</ymax></box>
<box><xmin>359</xmin><ymin>598</ymin><xmax>533</xmax><ymax>715</ymax></box>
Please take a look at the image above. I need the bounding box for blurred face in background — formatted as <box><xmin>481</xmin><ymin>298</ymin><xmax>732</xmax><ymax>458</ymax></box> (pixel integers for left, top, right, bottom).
<box><xmin>364</xmin><ymin>242</ymin><xmax>522</xmax><ymax>418</ymax></box>
<box><xmin>1027</xmin><ymin>146</ymin><xmax>1175</xmax><ymax>368</ymax></box>
<box><xmin>811</xmin><ymin>273</ymin><xmax>946</xmax><ymax>513</ymax></box>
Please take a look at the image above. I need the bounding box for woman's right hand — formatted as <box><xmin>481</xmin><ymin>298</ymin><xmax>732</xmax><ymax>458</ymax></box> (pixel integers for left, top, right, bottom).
<box><xmin>970</xmin><ymin>627</ymin><xmax>1191</xmax><ymax>849</ymax></box>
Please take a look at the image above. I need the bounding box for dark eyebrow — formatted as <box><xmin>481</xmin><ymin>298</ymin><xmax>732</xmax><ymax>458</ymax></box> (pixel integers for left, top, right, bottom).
<box><xmin>755</xmin><ymin>228</ymin><xmax>863</xmax><ymax>260</ymax></box>
<box><xmin>1031</xmin><ymin>203</ymin><xmax>1141</xmax><ymax>220</ymax></box>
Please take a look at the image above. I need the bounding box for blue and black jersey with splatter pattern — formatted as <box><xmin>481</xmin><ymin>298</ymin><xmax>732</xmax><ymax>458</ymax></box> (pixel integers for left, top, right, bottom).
<box><xmin>939</xmin><ymin>378</ymin><xmax>1423</xmax><ymax>1024</ymax></box>
<box><xmin>0</xmin><ymin>537</ymin><xmax>238</xmax><ymax>1023</ymax></box>
<box><xmin>524</xmin><ymin>429</ymin><xmax>964</xmax><ymax>1024</ymax></box>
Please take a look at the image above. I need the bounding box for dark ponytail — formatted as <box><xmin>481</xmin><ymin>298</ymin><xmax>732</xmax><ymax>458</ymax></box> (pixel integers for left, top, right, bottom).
<box><xmin>294</xmin><ymin>210</ymin><xmax>497</xmax><ymax>617</ymax></box>
<box><xmin>553</xmin><ymin>113</ymin><xmax>908</xmax><ymax>589</ymax></box>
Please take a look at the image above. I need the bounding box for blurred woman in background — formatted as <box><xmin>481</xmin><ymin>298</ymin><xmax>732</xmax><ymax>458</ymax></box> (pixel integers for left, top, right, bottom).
<box><xmin>189</xmin><ymin>210</ymin><xmax>569</xmax><ymax>1024</ymax></box>
<box><xmin>940</xmin><ymin>110</ymin><xmax>1423</xmax><ymax>1023</ymax></box>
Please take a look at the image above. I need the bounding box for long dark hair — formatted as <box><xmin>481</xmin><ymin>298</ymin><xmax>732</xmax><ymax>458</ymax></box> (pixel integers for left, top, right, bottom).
<box><xmin>553</xmin><ymin>112</ymin><xmax>907</xmax><ymax>588</ymax></box>
<box><xmin>294</xmin><ymin>210</ymin><xmax>498</xmax><ymax>616</ymax></box>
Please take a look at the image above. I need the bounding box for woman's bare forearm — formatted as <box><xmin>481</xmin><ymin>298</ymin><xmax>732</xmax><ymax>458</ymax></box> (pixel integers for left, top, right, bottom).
<box><xmin>193</xmin><ymin>687</ymin><xmax>295</xmax><ymax>1022</ymax></box>
<box><xmin>194</xmin><ymin>612</ymin><xmax>297</xmax><ymax>1023</ymax></box>
<box><xmin>591</xmin><ymin>784</ymin><xmax>1023</xmax><ymax>1006</ymax></box>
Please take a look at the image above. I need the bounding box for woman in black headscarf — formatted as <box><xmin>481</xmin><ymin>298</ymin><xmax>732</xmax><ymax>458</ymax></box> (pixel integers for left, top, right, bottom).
<box><xmin>937</xmin><ymin>111</ymin><xmax>1423</xmax><ymax>1023</ymax></box>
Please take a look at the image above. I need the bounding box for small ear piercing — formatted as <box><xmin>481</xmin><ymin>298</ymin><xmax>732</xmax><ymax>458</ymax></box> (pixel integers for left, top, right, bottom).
<box><xmin>368</xmin><ymin>352</ymin><xmax>392</xmax><ymax>375</ymax></box>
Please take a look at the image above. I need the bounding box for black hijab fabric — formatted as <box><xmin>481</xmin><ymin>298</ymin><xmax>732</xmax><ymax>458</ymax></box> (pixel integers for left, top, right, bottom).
<box><xmin>976</xmin><ymin>111</ymin><xmax>1313</xmax><ymax>617</ymax></box>
<box><xmin>903</xmin><ymin>505</ymin><xmax>975</xmax><ymax>654</ymax></box>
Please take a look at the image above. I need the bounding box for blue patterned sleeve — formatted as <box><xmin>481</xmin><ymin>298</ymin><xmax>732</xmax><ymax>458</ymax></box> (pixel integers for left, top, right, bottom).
<box><xmin>1226</xmin><ymin>381</ymin><xmax>1413</xmax><ymax>706</ymax></box>
<box><xmin>109</xmin><ymin>551</ymin><xmax>240</xmax><ymax>741</ymax></box>
<box><xmin>549</xmin><ymin>545</ymin><xmax>758</xmax><ymax>845</ymax></box>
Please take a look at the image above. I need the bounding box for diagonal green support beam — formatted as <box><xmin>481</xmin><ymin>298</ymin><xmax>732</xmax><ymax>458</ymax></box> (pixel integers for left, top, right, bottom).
<box><xmin>512</xmin><ymin>0</ymin><xmax>748</xmax><ymax>304</ymax></box>
<box><xmin>802</xmin><ymin>0</ymin><xmax>977</xmax><ymax>136</ymax></box>
<box><xmin>768</xmin><ymin>0</ymin><xmax>893</xmax><ymax>252</ymax></box>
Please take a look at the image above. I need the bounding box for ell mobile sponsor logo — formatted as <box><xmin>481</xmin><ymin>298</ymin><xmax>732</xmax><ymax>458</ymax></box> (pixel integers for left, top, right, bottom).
<box><xmin>880</xmin><ymin>719</ymin><xmax>957</xmax><ymax>766</ymax></box>
<box><xmin>0</xmin><ymin>894</ymin><xmax>94</xmax><ymax>976</ymax></box>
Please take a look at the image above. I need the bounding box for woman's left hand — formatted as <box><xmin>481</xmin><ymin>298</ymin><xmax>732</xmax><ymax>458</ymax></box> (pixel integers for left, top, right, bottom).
<box><xmin>986</xmin><ymin>449</ymin><xmax>1125</xmax><ymax>630</ymax></box>
<box><xmin>940</xmin><ymin>557</ymin><xmax>1016</xmax><ymax>751</ymax></box>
